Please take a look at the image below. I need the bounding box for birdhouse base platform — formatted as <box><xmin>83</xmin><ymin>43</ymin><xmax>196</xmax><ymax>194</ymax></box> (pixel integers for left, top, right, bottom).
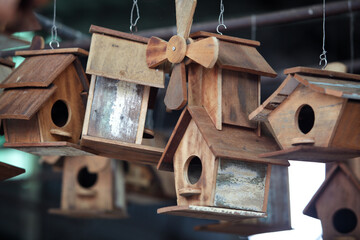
<box><xmin>157</xmin><ymin>205</ymin><xmax>266</xmax><ymax>221</ymax></box>
<box><xmin>3</xmin><ymin>142</ymin><xmax>93</xmax><ymax>156</ymax></box>
<box><xmin>49</xmin><ymin>209</ymin><xmax>127</xmax><ymax>219</ymax></box>
<box><xmin>81</xmin><ymin>135</ymin><xmax>163</xmax><ymax>165</ymax></box>
<box><xmin>259</xmin><ymin>146</ymin><xmax>360</xmax><ymax>162</ymax></box>
<box><xmin>0</xmin><ymin>162</ymin><xmax>25</xmax><ymax>181</ymax></box>
<box><xmin>194</xmin><ymin>222</ymin><xmax>292</xmax><ymax>236</ymax></box>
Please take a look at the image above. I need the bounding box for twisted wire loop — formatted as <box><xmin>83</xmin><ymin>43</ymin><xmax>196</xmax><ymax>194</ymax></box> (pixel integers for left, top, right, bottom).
<box><xmin>216</xmin><ymin>0</ymin><xmax>227</xmax><ymax>35</ymax></box>
<box><xmin>319</xmin><ymin>0</ymin><xmax>328</xmax><ymax>69</ymax></box>
<box><xmin>49</xmin><ymin>0</ymin><xmax>60</xmax><ymax>49</ymax></box>
<box><xmin>130</xmin><ymin>0</ymin><xmax>140</xmax><ymax>33</ymax></box>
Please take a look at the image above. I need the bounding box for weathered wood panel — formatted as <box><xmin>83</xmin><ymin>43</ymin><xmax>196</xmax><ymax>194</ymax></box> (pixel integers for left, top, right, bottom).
<box><xmin>214</xmin><ymin>160</ymin><xmax>267</xmax><ymax>212</ymax></box>
<box><xmin>86</xmin><ymin>33</ymin><xmax>164</xmax><ymax>88</ymax></box>
<box><xmin>87</xmin><ymin>76</ymin><xmax>144</xmax><ymax>143</ymax></box>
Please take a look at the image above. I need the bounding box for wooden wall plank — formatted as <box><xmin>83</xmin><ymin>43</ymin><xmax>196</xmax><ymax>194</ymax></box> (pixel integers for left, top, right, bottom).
<box><xmin>135</xmin><ymin>86</ymin><xmax>150</xmax><ymax>144</ymax></box>
<box><xmin>5</xmin><ymin>116</ymin><xmax>41</xmax><ymax>143</ymax></box>
<box><xmin>187</xmin><ymin>63</ymin><xmax>203</xmax><ymax>106</ymax></box>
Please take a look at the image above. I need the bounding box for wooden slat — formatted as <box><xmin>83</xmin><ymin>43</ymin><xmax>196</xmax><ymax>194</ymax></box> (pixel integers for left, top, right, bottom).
<box><xmin>157</xmin><ymin>205</ymin><xmax>266</xmax><ymax>221</ymax></box>
<box><xmin>284</xmin><ymin>66</ymin><xmax>360</xmax><ymax>81</ymax></box>
<box><xmin>259</xmin><ymin>146</ymin><xmax>360</xmax><ymax>162</ymax></box>
<box><xmin>5</xmin><ymin>117</ymin><xmax>41</xmax><ymax>143</ymax></box>
<box><xmin>15</xmin><ymin>48</ymin><xmax>89</xmax><ymax>57</ymax></box>
<box><xmin>190</xmin><ymin>31</ymin><xmax>260</xmax><ymax>47</ymax></box>
<box><xmin>0</xmin><ymin>162</ymin><xmax>25</xmax><ymax>181</ymax></box>
<box><xmin>87</xmin><ymin>76</ymin><xmax>144</xmax><ymax>143</ymax></box>
<box><xmin>217</xmin><ymin>41</ymin><xmax>277</xmax><ymax>78</ymax></box>
<box><xmin>135</xmin><ymin>86</ymin><xmax>150</xmax><ymax>144</ymax></box>
<box><xmin>187</xmin><ymin>63</ymin><xmax>203</xmax><ymax>106</ymax></box>
<box><xmin>0</xmin><ymin>54</ymin><xmax>75</xmax><ymax>88</ymax></box>
<box><xmin>89</xmin><ymin>25</ymin><xmax>149</xmax><ymax>44</ymax></box>
<box><xmin>176</xmin><ymin>0</ymin><xmax>197</xmax><ymax>39</ymax></box>
<box><xmin>0</xmin><ymin>85</ymin><xmax>57</xmax><ymax>120</ymax></box>
<box><xmin>87</xmin><ymin>33</ymin><xmax>164</xmax><ymax>88</ymax></box>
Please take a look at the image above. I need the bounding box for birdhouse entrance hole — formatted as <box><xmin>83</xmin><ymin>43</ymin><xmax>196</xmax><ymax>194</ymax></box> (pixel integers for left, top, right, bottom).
<box><xmin>296</xmin><ymin>104</ymin><xmax>315</xmax><ymax>134</ymax></box>
<box><xmin>186</xmin><ymin>156</ymin><xmax>202</xmax><ymax>185</ymax></box>
<box><xmin>51</xmin><ymin>100</ymin><xmax>70</xmax><ymax>127</ymax></box>
<box><xmin>332</xmin><ymin>208</ymin><xmax>358</xmax><ymax>234</ymax></box>
<box><xmin>77</xmin><ymin>167</ymin><xmax>98</xmax><ymax>188</ymax></box>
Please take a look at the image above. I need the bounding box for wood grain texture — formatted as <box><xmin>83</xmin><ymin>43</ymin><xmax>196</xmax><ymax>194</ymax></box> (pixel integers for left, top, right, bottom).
<box><xmin>260</xmin><ymin>146</ymin><xmax>360</xmax><ymax>162</ymax></box>
<box><xmin>187</xmin><ymin>63</ymin><xmax>203</xmax><ymax>106</ymax></box>
<box><xmin>164</xmin><ymin>63</ymin><xmax>187</xmax><ymax>110</ymax></box>
<box><xmin>331</xmin><ymin>101</ymin><xmax>360</xmax><ymax>150</ymax></box>
<box><xmin>0</xmin><ymin>85</ymin><xmax>57</xmax><ymax>120</ymax></box>
<box><xmin>267</xmin><ymin>84</ymin><xmax>347</xmax><ymax>149</ymax></box>
<box><xmin>202</xmin><ymin>66</ymin><xmax>222</xmax><ymax>130</ymax></box>
<box><xmin>87</xmin><ymin>33</ymin><xmax>164</xmax><ymax>88</ymax></box>
<box><xmin>135</xmin><ymin>86</ymin><xmax>150</xmax><ymax>144</ymax></box>
<box><xmin>190</xmin><ymin>31</ymin><xmax>260</xmax><ymax>47</ymax></box>
<box><xmin>157</xmin><ymin>205</ymin><xmax>266</xmax><ymax>221</ymax></box>
<box><xmin>87</xmin><ymin>76</ymin><xmax>144</xmax><ymax>143</ymax></box>
<box><xmin>146</xmin><ymin>37</ymin><xmax>168</xmax><ymax>68</ymax></box>
<box><xmin>4</xmin><ymin>117</ymin><xmax>41</xmax><ymax>143</ymax></box>
<box><xmin>89</xmin><ymin>25</ymin><xmax>148</xmax><ymax>44</ymax></box>
<box><xmin>222</xmin><ymin>70</ymin><xmax>259</xmax><ymax>129</ymax></box>
<box><xmin>284</xmin><ymin>66</ymin><xmax>360</xmax><ymax>81</ymax></box>
<box><xmin>176</xmin><ymin>0</ymin><xmax>197</xmax><ymax>39</ymax></box>
<box><xmin>186</xmin><ymin>37</ymin><xmax>219</xmax><ymax>68</ymax></box>
<box><xmin>0</xmin><ymin>162</ymin><xmax>25</xmax><ymax>181</ymax></box>
<box><xmin>217</xmin><ymin>41</ymin><xmax>277</xmax><ymax>78</ymax></box>
<box><xmin>15</xmin><ymin>48</ymin><xmax>88</xmax><ymax>57</ymax></box>
<box><xmin>0</xmin><ymin>54</ymin><xmax>75</xmax><ymax>88</ymax></box>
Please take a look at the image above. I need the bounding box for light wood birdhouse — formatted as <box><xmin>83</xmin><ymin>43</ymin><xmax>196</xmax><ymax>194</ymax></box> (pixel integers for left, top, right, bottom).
<box><xmin>157</xmin><ymin>107</ymin><xmax>289</xmax><ymax>221</ymax></box>
<box><xmin>249</xmin><ymin>67</ymin><xmax>360</xmax><ymax>162</ymax></box>
<box><xmin>303</xmin><ymin>163</ymin><xmax>360</xmax><ymax>240</ymax></box>
<box><xmin>81</xmin><ymin>25</ymin><xmax>165</xmax><ymax>165</ymax></box>
<box><xmin>50</xmin><ymin>156</ymin><xmax>127</xmax><ymax>218</ymax></box>
<box><xmin>0</xmin><ymin>48</ymin><xmax>91</xmax><ymax>156</ymax></box>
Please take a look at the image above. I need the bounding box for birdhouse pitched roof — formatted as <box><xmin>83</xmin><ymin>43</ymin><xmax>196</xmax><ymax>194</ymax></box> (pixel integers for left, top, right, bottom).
<box><xmin>249</xmin><ymin>66</ymin><xmax>360</xmax><ymax>122</ymax></box>
<box><xmin>189</xmin><ymin>31</ymin><xmax>277</xmax><ymax>78</ymax></box>
<box><xmin>0</xmin><ymin>48</ymin><xmax>89</xmax><ymax>120</ymax></box>
<box><xmin>158</xmin><ymin>106</ymin><xmax>289</xmax><ymax>171</ymax></box>
<box><xmin>303</xmin><ymin>163</ymin><xmax>360</xmax><ymax>219</ymax></box>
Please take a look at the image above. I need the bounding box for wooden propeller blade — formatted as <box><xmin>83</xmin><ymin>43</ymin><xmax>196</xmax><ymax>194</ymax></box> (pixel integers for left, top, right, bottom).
<box><xmin>186</xmin><ymin>37</ymin><xmax>219</xmax><ymax>68</ymax></box>
<box><xmin>176</xmin><ymin>0</ymin><xmax>197</xmax><ymax>39</ymax></box>
<box><xmin>164</xmin><ymin>63</ymin><xmax>187</xmax><ymax>110</ymax></box>
<box><xmin>146</xmin><ymin>36</ymin><xmax>168</xmax><ymax>68</ymax></box>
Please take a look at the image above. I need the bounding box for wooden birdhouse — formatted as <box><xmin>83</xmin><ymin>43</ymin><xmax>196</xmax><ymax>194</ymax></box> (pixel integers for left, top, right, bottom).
<box><xmin>303</xmin><ymin>163</ymin><xmax>360</xmax><ymax>239</ymax></box>
<box><xmin>0</xmin><ymin>161</ymin><xmax>25</xmax><ymax>181</ymax></box>
<box><xmin>249</xmin><ymin>67</ymin><xmax>360</xmax><ymax>162</ymax></box>
<box><xmin>81</xmin><ymin>25</ymin><xmax>165</xmax><ymax>165</ymax></box>
<box><xmin>146</xmin><ymin>0</ymin><xmax>277</xmax><ymax>128</ymax></box>
<box><xmin>157</xmin><ymin>106</ymin><xmax>289</xmax><ymax>221</ymax></box>
<box><xmin>195</xmin><ymin>164</ymin><xmax>291</xmax><ymax>236</ymax></box>
<box><xmin>50</xmin><ymin>156</ymin><xmax>127</xmax><ymax>218</ymax></box>
<box><xmin>0</xmin><ymin>48</ymin><xmax>91</xmax><ymax>156</ymax></box>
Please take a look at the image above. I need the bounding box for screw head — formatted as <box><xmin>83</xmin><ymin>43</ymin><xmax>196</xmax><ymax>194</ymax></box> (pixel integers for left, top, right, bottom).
<box><xmin>172</xmin><ymin>46</ymin><xmax>176</xmax><ymax>51</ymax></box>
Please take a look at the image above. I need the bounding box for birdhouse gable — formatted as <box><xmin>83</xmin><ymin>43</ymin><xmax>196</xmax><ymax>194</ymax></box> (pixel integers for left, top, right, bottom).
<box><xmin>86</xmin><ymin>25</ymin><xmax>165</xmax><ymax>88</ymax></box>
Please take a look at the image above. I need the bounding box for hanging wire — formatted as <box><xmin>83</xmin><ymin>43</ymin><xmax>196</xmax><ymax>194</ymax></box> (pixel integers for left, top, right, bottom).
<box><xmin>216</xmin><ymin>0</ymin><xmax>227</xmax><ymax>35</ymax></box>
<box><xmin>49</xmin><ymin>0</ymin><xmax>60</xmax><ymax>49</ymax></box>
<box><xmin>130</xmin><ymin>0</ymin><xmax>140</xmax><ymax>33</ymax></box>
<box><xmin>319</xmin><ymin>0</ymin><xmax>328</xmax><ymax>69</ymax></box>
<box><xmin>348</xmin><ymin>0</ymin><xmax>355</xmax><ymax>73</ymax></box>
<box><xmin>251</xmin><ymin>15</ymin><xmax>257</xmax><ymax>40</ymax></box>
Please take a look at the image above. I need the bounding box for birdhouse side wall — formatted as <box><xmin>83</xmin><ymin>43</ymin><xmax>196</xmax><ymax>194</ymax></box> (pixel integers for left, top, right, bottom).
<box><xmin>4</xmin><ymin>115</ymin><xmax>41</xmax><ymax>143</ymax></box>
<box><xmin>315</xmin><ymin>171</ymin><xmax>360</xmax><ymax>239</ymax></box>
<box><xmin>37</xmin><ymin>64</ymin><xmax>85</xmax><ymax>144</ymax></box>
<box><xmin>214</xmin><ymin>160</ymin><xmax>270</xmax><ymax>212</ymax></box>
<box><xmin>173</xmin><ymin>119</ymin><xmax>218</xmax><ymax>207</ymax></box>
<box><xmin>267</xmin><ymin>84</ymin><xmax>346</xmax><ymax>149</ymax></box>
<box><xmin>331</xmin><ymin>100</ymin><xmax>360</xmax><ymax>150</ymax></box>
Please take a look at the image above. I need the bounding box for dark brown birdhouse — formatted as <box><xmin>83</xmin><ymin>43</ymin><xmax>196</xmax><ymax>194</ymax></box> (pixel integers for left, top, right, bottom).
<box><xmin>81</xmin><ymin>25</ymin><xmax>165</xmax><ymax>165</ymax></box>
<box><xmin>249</xmin><ymin>67</ymin><xmax>360</xmax><ymax>162</ymax></box>
<box><xmin>0</xmin><ymin>161</ymin><xmax>25</xmax><ymax>181</ymax></box>
<box><xmin>303</xmin><ymin>163</ymin><xmax>360</xmax><ymax>239</ymax></box>
<box><xmin>194</xmin><ymin>164</ymin><xmax>292</xmax><ymax>236</ymax></box>
<box><xmin>50</xmin><ymin>156</ymin><xmax>127</xmax><ymax>218</ymax></box>
<box><xmin>0</xmin><ymin>48</ymin><xmax>91</xmax><ymax>156</ymax></box>
<box><xmin>157</xmin><ymin>106</ymin><xmax>289</xmax><ymax>221</ymax></box>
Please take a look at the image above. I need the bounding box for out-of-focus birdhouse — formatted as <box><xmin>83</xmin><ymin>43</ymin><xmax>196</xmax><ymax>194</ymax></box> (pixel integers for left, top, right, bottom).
<box><xmin>250</xmin><ymin>67</ymin><xmax>360</xmax><ymax>162</ymax></box>
<box><xmin>50</xmin><ymin>156</ymin><xmax>127</xmax><ymax>218</ymax></box>
<box><xmin>304</xmin><ymin>163</ymin><xmax>360</xmax><ymax>239</ymax></box>
<box><xmin>0</xmin><ymin>48</ymin><xmax>91</xmax><ymax>156</ymax></box>
<box><xmin>81</xmin><ymin>25</ymin><xmax>165</xmax><ymax>165</ymax></box>
<box><xmin>0</xmin><ymin>161</ymin><xmax>25</xmax><ymax>181</ymax></box>
<box><xmin>156</xmin><ymin>106</ymin><xmax>289</xmax><ymax>221</ymax></box>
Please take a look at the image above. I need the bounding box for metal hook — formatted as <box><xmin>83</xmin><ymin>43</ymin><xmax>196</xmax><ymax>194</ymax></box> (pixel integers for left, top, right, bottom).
<box><xmin>216</xmin><ymin>24</ymin><xmax>227</xmax><ymax>35</ymax></box>
<box><xmin>319</xmin><ymin>51</ymin><xmax>328</xmax><ymax>69</ymax></box>
<box><xmin>130</xmin><ymin>25</ymin><xmax>138</xmax><ymax>33</ymax></box>
<box><xmin>49</xmin><ymin>40</ymin><xmax>60</xmax><ymax>49</ymax></box>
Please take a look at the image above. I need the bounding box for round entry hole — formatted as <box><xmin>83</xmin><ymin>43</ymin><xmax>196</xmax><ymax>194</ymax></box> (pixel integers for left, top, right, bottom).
<box><xmin>186</xmin><ymin>156</ymin><xmax>202</xmax><ymax>185</ymax></box>
<box><xmin>297</xmin><ymin>104</ymin><xmax>315</xmax><ymax>134</ymax></box>
<box><xmin>51</xmin><ymin>100</ymin><xmax>69</xmax><ymax>127</ymax></box>
<box><xmin>333</xmin><ymin>208</ymin><xmax>357</xmax><ymax>234</ymax></box>
<box><xmin>77</xmin><ymin>167</ymin><xmax>98</xmax><ymax>188</ymax></box>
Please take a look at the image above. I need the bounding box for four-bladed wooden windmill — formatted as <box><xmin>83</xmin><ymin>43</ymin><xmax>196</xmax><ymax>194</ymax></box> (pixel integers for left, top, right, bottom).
<box><xmin>146</xmin><ymin>0</ymin><xmax>219</xmax><ymax>110</ymax></box>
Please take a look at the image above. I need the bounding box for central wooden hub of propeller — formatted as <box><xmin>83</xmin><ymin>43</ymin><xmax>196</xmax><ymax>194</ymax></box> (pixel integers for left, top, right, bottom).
<box><xmin>166</xmin><ymin>35</ymin><xmax>187</xmax><ymax>63</ymax></box>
